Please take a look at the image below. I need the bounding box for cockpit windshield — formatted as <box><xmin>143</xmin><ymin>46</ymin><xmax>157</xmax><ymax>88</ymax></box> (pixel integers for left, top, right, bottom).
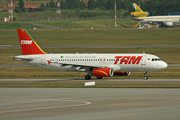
<box><xmin>152</xmin><ymin>58</ymin><xmax>161</xmax><ymax>61</ymax></box>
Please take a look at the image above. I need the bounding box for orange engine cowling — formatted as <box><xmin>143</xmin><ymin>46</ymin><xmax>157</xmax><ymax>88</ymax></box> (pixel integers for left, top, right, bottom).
<box><xmin>113</xmin><ymin>71</ymin><xmax>130</xmax><ymax>76</ymax></box>
<box><xmin>93</xmin><ymin>68</ymin><xmax>113</xmax><ymax>77</ymax></box>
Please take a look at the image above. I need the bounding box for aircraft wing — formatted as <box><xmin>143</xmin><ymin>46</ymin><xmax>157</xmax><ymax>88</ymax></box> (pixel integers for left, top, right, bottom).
<box><xmin>47</xmin><ymin>61</ymin><xmax>114</xmax><ymax>72</ymax></box>
<box><xmin>48</xmin><ymin>61</ymin><xmax>109</xmax><ymax>70</ymax></box>
<box><xmin>47</xmin><ymin>61</ymin><xmax>122</xmax><ymax>72</ymax></box>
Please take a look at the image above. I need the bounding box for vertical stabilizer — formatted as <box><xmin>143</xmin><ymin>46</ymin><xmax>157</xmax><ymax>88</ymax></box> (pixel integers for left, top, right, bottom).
<box><xmin>132</xmin><ymin>3</ymin><xmax>143</xmax><ymax>12</ymax></box>
<box><xmin>17</xmin><ymin>28</ymin><xmax>46</xmax><ymax>55</ymax></box>
<box><xmin>131</xmin><ymin>3</ymin><xmax>149</xmax><ymax>17</ymax></box>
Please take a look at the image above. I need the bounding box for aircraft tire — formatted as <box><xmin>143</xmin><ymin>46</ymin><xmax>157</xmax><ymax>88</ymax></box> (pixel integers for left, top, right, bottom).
<box><xmin>85</xmin><ymin>75</ymin><xmax>91</xmax><ymax>80</ymax></box>
<box><xmin>144</xmin><ymin>76</ymin><xmax>148</xmax><ymax>80</ymax></box>
<box><xmin>97</xmin><ymin>77</ymin><xmax>103</xmax><ymax>79</ymax></box>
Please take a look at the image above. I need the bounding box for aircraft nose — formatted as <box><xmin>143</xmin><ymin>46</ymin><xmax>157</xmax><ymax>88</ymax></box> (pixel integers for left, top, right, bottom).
<box><xmin>155</xmin><ymin>61</ymin><xmax>168</xmax><ymax>70</ymax></box>
<box><xmin>161</xmin><ymin>61</ymin><xmax>168</xmax><ymax>69</ymax></box>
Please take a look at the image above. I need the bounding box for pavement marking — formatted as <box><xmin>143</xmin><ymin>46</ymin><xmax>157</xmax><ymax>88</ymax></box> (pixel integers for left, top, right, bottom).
<box><xmin>0</xmin><ymin>98</ymin><xmax>91</xmax><ymax>114</ymax></box>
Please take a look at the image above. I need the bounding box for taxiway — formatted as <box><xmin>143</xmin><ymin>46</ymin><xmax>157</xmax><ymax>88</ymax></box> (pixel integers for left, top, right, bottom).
<box><xmin>0</xmin><ymin>78</ymin><xmax>180</xmax><ymax>85</ymax></box>
<box><xmin>0</xmin><ymin>87</ymin><xmax>180</xmax><ymax>120</ymax></box>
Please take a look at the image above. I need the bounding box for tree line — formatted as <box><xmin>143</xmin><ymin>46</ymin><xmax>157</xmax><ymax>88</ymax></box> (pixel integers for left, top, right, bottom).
<box><xmin>14</xmin><ymin>0</ymin><xmax>180</xmax><ymax>16</ymax></box>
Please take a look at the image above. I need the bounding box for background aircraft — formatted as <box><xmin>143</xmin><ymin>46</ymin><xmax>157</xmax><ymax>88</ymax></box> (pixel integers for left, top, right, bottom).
<box><xmin>15</xmin><ymin>28</ymin><xmax>167</xmax><ymax>80</ymax></box>
<box><xmin>131</xmin><ymin>3</ymin><xmax>180</xmax><ymax>27</ymax></box>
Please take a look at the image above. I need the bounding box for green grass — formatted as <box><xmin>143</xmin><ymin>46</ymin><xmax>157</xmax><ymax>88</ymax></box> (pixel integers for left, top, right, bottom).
<box><xmin>0</xmin><ymin>29</ymin><xmax>180</xmax><ymax>47</ymax></box>
<box><xmin>66</xmin><ymin>18</ymin><xmax>137</xmax><ymax>28</ymax></box>
<box><xmin>27</xmin><ymin>20</ymin><xmax>69</xmax><ymax>27</ymax></box>
<box><xmin>0</xmin><ymin>22</ymin><xmax>44</xmax><ymax>29</ymax></box>
<box><xmin>0</xmin><ymin>18</ymin><xmax>136</xmax><ymax>29</ymax></box>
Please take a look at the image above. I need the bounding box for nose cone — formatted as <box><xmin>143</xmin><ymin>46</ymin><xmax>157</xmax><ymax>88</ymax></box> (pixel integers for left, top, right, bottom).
<box><xmin>160</xmin><ymin>61</ymin><xmax>168</xmax><ymax>69</ymax></box>
<box><xmin>154</xmin><ymin>61</ymin><xmax>168</xmax><ymax>71</ymax></box>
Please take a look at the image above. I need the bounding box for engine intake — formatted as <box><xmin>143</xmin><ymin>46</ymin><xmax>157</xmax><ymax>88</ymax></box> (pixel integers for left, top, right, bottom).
<box><xmin>113</xmin><ymin>71</ymin><xmax>130</xmax><ymax>76</ymax></box>
<box><xmin>163</xmin><ymin>21</ymin><xmax>174</xmax><ymax>27</ymax></box>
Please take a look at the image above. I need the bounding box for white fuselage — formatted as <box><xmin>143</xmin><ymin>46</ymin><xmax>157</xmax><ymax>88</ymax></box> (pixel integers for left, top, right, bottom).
<box><xmin>134</xmin><ymin>15</ymin><xmax>180</xmax><ymax>25</ymax></box>
<box><xmin>15</xmin><ymin>53</ymin><xmax>168</xmax><ymax>72</ymax></box>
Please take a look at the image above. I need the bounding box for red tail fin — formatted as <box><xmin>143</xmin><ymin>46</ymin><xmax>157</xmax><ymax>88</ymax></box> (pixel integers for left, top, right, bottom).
<box><xmin>17</xmin><ymin>28</ymin><xmax>46</xmax><ymax>55</ymax></box>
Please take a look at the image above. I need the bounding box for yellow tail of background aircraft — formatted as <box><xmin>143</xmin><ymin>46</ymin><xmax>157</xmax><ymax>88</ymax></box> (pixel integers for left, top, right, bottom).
<box><xmin>131</xmin><ymin>3</ymin><xmax>149</xmax><ymax>17</ymax></box>
<box><xmin>130</xmin><ymin>3</ymin><xmax>180</xmax><ymax>27</ymax></box>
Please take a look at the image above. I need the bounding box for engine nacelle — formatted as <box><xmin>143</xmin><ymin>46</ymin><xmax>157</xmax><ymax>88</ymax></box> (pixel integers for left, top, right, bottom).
<box><xmin>113</xmin><ymin>71</ymin><xmax>130</xmax><ymax>76</ymax></box>
<box><xmin>131</xmin><ymin>12</ymin><xmax>149</xmax><ymax>17</ymax></box>
<box><xmin>163</xmin><ymin>21</ymin><xmax>174</xmax><ymax>27</ymax></box>
<box><xmin>93</xmin><ymin>68</ymin><xmax>113</xmax><ymax>77</ymax></box>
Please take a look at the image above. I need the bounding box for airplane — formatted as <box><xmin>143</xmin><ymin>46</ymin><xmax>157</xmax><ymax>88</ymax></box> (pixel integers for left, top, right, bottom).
<box><xmin>131</xmin><ymin>3</ymin><xmax>180</xmax><ymax>27</ymax></box>
<box><xmin>14</xmin><ymin>28</ymin><xmax>168</xmax><ymax>80</ymax></box>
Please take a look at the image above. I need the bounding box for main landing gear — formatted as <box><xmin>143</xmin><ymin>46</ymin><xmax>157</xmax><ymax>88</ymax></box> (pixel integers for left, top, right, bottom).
<box><xmin>85</xmin><ymin>75</ymin><xmax>103</xmax><ymax>80</ymax></box>
<box><xmin>85</xmin><ymin>75</ymin><xmax>91</xmax><ymax>80</ymax></box>
<box><xmin>144</xmin><ymin>71</ymin><xmax>148</xmax><ymax>80</ymax></box>
<box><xmin>97</xmin><ymin>77</ymin><xmax>102</xmax><ymax>79</ymax></box>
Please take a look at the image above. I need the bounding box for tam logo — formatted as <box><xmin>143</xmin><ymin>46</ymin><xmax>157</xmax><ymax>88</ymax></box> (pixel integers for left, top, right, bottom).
<box><xmin>114</xmin><ymin>56</ymin><xmax>143</xmax><ymax>64</ymax></box>
<box><xmin>21</xmin><ymin>40</ymin><xmax>33</xmax><ymax>45</ymax></box>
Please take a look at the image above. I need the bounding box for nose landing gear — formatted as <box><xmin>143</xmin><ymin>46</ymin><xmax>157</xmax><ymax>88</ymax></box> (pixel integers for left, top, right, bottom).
<box><xmin>144</xmin><ymin>71</ymin><xmax>148</xmax><ymax>80</ymax></box>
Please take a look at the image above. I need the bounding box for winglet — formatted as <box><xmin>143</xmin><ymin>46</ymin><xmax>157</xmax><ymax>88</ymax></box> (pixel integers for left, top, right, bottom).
<box><xmin>17</xmin><ymin>28</ymin><xmax>46</xmax><ymax>55</ymax></box>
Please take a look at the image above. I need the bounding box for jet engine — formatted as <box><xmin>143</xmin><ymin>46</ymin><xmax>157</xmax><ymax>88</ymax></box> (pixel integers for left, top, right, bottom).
<box><xmin>131</xmin><ymin>12</ymin><xmax>149</xmax><ymax>17</ymax></box>
<box><xmin>113</xmin><ymin>71</ymin><xmax>131</xmax><ymax>76</ymax></box>
<box><xmin>93</xmin><ymin>68</ymin><xmax>113</xmax><ymax>77</ymax></box>
<box><xmin>163</xmin><ymin>22</ymin><xmax>174</xmax><ymax>27</ymax></box>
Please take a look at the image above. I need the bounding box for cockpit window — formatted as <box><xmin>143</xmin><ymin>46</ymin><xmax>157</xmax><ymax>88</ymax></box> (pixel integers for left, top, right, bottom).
<box><xmin>152</xmin><ymin>58</ymin><xmax>161</xmax><ymax>61</ymax></box>
<box><xmin>157</xmin><ymin>58</ymin><xmax>161</xmax><ymax>61</ymax></box>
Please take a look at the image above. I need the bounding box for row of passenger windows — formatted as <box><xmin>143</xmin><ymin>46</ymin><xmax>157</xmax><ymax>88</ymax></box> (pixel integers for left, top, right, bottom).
<box><xmin>51</xmin><ymin>59</ymin><xmax>110</xmax><ymax>62</ymax></box>
<box><xmin>50</xmin><ymin>59</ymin><xmax>140</xmax><ymax>62</ymax></box>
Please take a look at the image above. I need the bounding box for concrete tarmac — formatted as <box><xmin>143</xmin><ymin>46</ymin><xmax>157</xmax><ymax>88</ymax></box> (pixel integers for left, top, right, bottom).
<box><xmin>0</xmin><ymin>87</ymin><xmax>180</xmax><ymax>120</ymax></box>
<box><xmin>0</xmin><ymin>78</ymin><xmax>180</xmax><ymax>85</ymax></box>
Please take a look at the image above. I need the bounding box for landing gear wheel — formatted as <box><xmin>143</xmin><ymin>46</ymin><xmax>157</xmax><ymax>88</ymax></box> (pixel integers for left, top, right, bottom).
<box><xmin>144</xmin><ymin>76</ymin><xmax>148</xmax><ymax>80</ymax></box>
<box><xmin>97</xmin><ymin>77</ymin><xmax>103</xmax><ymax>79</ymax></box>
<box><xmin>85</xmin><ymin>75</ymin><xmax>91</xmax><ymax>80</ymax></box>
<box><xmin>143</xmin><ymin>71</ymin><xmax>148</xmax><ymax>80</ymax></box>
